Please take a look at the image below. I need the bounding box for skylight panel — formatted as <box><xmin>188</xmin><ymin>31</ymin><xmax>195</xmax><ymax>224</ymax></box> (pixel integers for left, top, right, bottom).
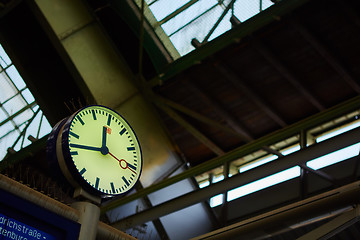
<box><xmin>148</xmin><ymin>0</ymin><xmax>192</xmax><ymax>21</ymax></box>
<box><xmin>228</xmin><ymin>166</ymin><xmax>301</xmax><ymax>202</ymax></box>
<box><xmin>6</xmin><ymin>65</ymin><xmax>26</xmax><ymax>90</ymax></box>
<box><xmin>0</xmin><ymin>44</ymin><xmax>52</xmax><ymax>161</ymax></box>
<box><xmin>233</xmin><ymin>0</ymin><xmax>260</xmax><ymax>22</ymax></box>
<box><xmin>281</xmin><ymin>145</ymin><xmax>300</xmax><ymax>155</ymax></box>
<box><xmin>307</xmin><ymin>143</ymin><xmax>360</xmax><ymax>170</ymax></box>
<box><xmin>162</xmin><ymin>0</ymin><xmax>225</xmax><ymax>55</ymax></box>
<box><xmin>161</xmin><ymin>1</ymin><xmax>218</xmax><ymax>36</ymax></box>
<box><xmin>240</xmin><ymin>155</ymin><xmax>278</xmax><ymax>173</ymax></box>
<box><xmin>316</xmin><ymin>120</ymin><xmax>360</xmax><ymax>143</ymax></box>
<box><xmin>138</xmin><ymin>0</ymin><xmax>274</xmax><ymax>56</ymax></box>
<box><xmin>197</xmin><ymin>114</ymin><xmax>360</xmax><ymax>208</ymax></box>
<box><xmin>0</xmin><ymin>72</ymin><xmax>18</xmax><ymax>103</ymax></box>
<box><xmin>210</xmin><ymin>194</ymin><xmax>223</xmax><ymax>207</ymax></box>
<box><xmin>0</xmin><ymin>46</ymin><xmax>11</xmax><ymax>67</ymax></box>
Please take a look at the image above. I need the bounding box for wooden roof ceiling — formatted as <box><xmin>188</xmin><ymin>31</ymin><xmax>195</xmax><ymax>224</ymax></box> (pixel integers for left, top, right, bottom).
<box><xmin>151</xmin><ymin>0</ymin><xmax>360</xmax><ymax>166</ymax></box>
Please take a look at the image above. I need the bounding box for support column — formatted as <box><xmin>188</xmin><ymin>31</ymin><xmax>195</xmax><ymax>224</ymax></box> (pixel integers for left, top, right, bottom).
<box><xmin>33</xmin><ymin>0</ymin><xmax>181</xmax><ymax>188</ymax></box>
<box><xmin>72</xmin><ymin>201</ymin><xmax>100</xmax><ymax>240</ymax></box>
<box><xmin>32</xmin><ymin>1</ymin><xmax>214</xmax><ymax>238</ymax></box>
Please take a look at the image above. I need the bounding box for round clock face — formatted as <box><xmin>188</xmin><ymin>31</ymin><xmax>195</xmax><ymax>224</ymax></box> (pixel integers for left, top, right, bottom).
<box><xmin>60</xmin><ymin>105</ymin><xmax>142</xmax><ymax>197</ymax></box>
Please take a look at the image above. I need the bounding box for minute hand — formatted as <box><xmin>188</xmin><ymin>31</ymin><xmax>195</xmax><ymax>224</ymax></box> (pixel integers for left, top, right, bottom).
<box><xmin>102</xmin><ymin>126</ymin><xmax>107</xmax><ymax>148</ymax></box>
<box><xmin>70</xmin><ymin>143</ymin><xmax>101</xmax><ymax>152</ymax></box>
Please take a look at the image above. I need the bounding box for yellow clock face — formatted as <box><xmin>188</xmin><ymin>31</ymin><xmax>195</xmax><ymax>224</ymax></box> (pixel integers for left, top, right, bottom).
<box><xmin>64</xmin><ymin>105</ymin><xmax>142</xmax><ymax>196</ymax></box>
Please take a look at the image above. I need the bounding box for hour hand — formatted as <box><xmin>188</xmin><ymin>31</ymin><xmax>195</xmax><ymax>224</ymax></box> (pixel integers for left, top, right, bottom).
<box><xmin>70</xmin><ymin>143</ymin><xmax>101</xmax><ymax>152</ymax></box>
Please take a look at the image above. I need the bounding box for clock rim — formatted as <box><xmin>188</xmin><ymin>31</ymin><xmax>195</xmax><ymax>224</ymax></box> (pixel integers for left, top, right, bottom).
<box><xmin>60</xmin><ymin>105</ymin><xmax>143</xmax><ymax>198</ymax></box>
<box><xmin>46</xmin><ymin>118</ymin><xmax>70</xmax><ymax>187</ymax></box>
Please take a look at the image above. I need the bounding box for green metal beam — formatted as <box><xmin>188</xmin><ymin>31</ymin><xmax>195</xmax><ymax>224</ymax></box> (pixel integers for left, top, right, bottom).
<box><xmin>108</xmin><ymin>0</ymin><xmax>175</xmax><ymax>72</ymax></box>
<box><xmin>101</xmin><ymin>95</ymin><xmax>360</xmax><ymax>213</ymax></box>
<box><xmin>152</xmin><ymin>94</ymin><xmax>246</xmax><ymax>138</ymax></box>
<box><xmin>158</xmin><ymin>104</ymin><xmax>225</xmax><ymax>156</ymax></box>
<box><xmin>149</xmin><ymin>0</ymin><xmax>312</xmax><ymax>87</ymax></box>
<box><xmin>157</xmin><ymin>0</ymin><xmax>199</xmax><ymax>26</ymax></box>
<box><xmin>0</xmin><ymin>102</ymin><xmax>36</xmax><ymax>129</ymax></box>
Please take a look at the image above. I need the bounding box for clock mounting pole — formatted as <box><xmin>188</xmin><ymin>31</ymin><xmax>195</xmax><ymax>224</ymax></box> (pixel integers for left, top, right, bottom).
<box><xmin>73</xmin><ymin>187</ymin><xmax>101</xmax><ymax>205</ymax></box>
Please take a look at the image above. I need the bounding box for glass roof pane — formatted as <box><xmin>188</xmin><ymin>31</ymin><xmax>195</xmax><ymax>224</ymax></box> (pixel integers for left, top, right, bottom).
<box><xmin>24</xmin><ymin>111</ymin><xmax>43</xmax><ymax>144</ymax></box>
<box><xmin>13</xmin><ymin>109</ymin><xmax>34</xmax><ymax>126</ymax></box>
<box><xmin>0</xmin><ymin>71</ymin><xmax>17</xmax><ymax>103</ymax></box>
<box><xmin>32</xmin><ymin>104</ymin><xmax>39</xmax><ymax>112</ymax></box>
<box><xmin>228</xmin><ymin>167</ymin><xmax>300</xmax><ymax>201</ymax></box>
<box><xmin>162</xmin><ymin>0</ymin><xmax>218</xmax><ymax>36</ymax></box>
<box><xmin>140</xmin><ymin>0</ymin><xmax>274</xmax><ymax>57</ymax></box>
<box><xmin>167</xmin><ymin>4</ymin><xmax>226</xmax><ymax>55</ymax></box>
<box><xmin>14</xmin><ymin>124</ymin><xmax>26</xmax><ymax>151</ymax></box>
<box><xmin>149</xmin><ymin>0</ymin><xmax>193</xmax><ymax>21</ymax></box>
<box><xmin>0</xmin><ymin>121</ymin><xmax>14</xmax><ymax>139</ymax></box>
<box><xmin>0</xmin><ymin>43</ymin><xmax>52</xmax><ymax>161</ymax></box>
<box><xmin>234</xmin><ymin>0</ymin><xmax>260</xmax><ymax>22</ymax></box>
<box><xmin>207</xmin><ymin>11</ymin><xmax>232</xmax><ymax>41</ymax></box>
<box><xmin>307</xmin><ymin>143</ymin><xmax>360</xmax><ymax>170</ymax></box>
<box><xmin>0</xmin><ymin>44</ymin><xmax>11</xmax><ymax>68</ymax></box>
<box><xmin>2</xmin><ymin>94</ymin><xmax>27</xmax><ymax>115</ymax></box>
<box><xmin>6</xmin><ymin>65</ymin><xmax>26</xmax><ymax>90</ymax></box>
<box><xmin>0</xmin><ymin>108</ymin><xmax>7</xmax><ymax>123</ymax></box>
<box><xmin>13</xmin><ymin>138</ymin><xmax>22</xmax><ymax>152</ymax></box>
<box><xmin>262</xmin><ymin>0</ymin><xmax>274</xmax><ymax>10</ymax></box>
<box><xmin>21</xmin><ymin>88</ymin><xmax>35</xmax><ymax>104</ymax></box>
<box><xmin>38</xmin><ymin>113</ymin><xmax>52</xmax><ymax>138</ymax></box>
<box><xmin>168</xmin><ymin>30</ymin><xmax>194</xmax><ymax>56</ymax></box>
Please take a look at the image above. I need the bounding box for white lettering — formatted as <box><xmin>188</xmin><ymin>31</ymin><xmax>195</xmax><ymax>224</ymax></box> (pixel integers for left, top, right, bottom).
<box><xmin>0</xmin><ymin>216</ymin><xmax>6</xmax><ymax>224</ymax></box>
<box><xmin>10</xmin><ymin>230</ymin><xmax>17</xmax><ymax>239</ymax></box>
<box><xmin>0</xmin><ymin>215</ymin><xmax>45</xmax><ymax>240</ymax></box>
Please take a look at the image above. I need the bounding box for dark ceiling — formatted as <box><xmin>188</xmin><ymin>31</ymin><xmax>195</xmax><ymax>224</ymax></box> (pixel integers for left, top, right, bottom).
<box><xmin>150</xmin><ymin>0</ymin><xmax>360</xmax><ymax>166</ymax></box>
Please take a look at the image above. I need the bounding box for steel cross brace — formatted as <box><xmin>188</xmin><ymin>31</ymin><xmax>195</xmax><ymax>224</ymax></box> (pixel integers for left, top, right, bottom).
<box><xmin>297</xmin><ymin>205</ymin><xmax>360</xmax><ymax>240</ymax></box>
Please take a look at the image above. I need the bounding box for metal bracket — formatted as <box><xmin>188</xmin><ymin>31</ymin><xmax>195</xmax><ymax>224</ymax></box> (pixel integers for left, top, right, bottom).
<box><xmin>74</xmin><ymin>187</ymin><xmax>101</xmax><ymax>205</ymax></box>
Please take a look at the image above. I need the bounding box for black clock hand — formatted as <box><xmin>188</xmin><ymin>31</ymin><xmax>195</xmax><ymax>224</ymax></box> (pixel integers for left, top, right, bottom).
<box><xmin>108</xmin><ymin>152</ymin><xmax>136</xmax><ymax>174</ymax></box>
<box><xmin>101</xmin><ymin>126</ymin><xmax>109</xmax><ymax>155</ymax></box>
<box><xmin>102</xmin><ymin>126</ymin><xmax>107</xmax><ymax>148</ymax></box>
<box><xmin>70</xmin><ymin>143</ymin><xmax>102</xmax><ymax>152</ymax></box>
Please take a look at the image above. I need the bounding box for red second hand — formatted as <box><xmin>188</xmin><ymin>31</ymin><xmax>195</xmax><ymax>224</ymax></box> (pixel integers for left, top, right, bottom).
<box><xmin>108</xmin><ymin>152</ymin><xmax>136</xmax><ymax>174</ymax></box>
